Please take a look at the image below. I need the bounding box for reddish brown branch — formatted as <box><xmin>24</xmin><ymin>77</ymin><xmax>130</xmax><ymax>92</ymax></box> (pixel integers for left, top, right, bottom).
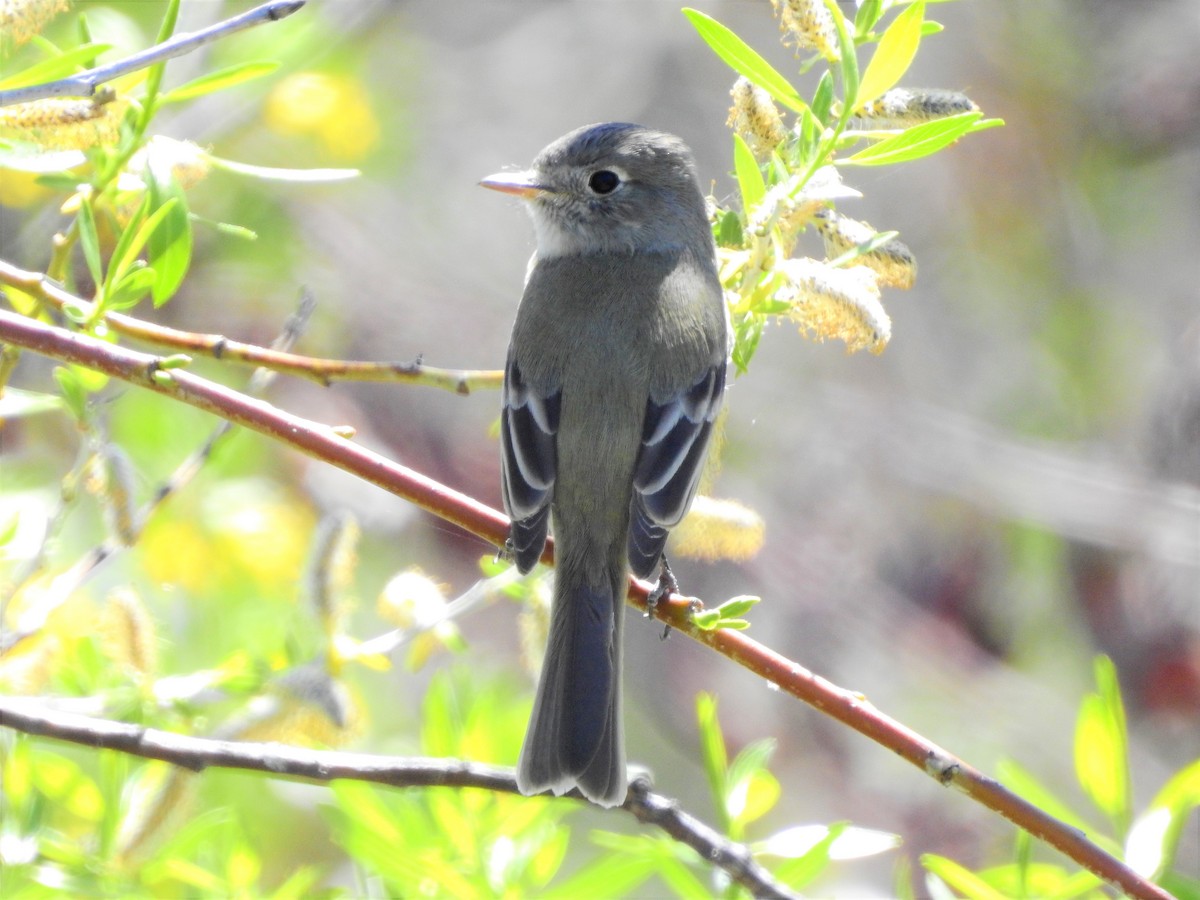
<box><xmin>0</xmin><ymin>309</ymin><xmax>1170</xmax><ymax>900</ymax></box>
<box><xmin>0</xmin><ymin>260</ymin><xmax>502</xmax><ymax>393</ymax></box>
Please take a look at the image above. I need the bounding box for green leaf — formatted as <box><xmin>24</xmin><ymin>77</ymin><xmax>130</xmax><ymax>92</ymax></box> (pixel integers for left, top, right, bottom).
<box><xmin>840</xmin><ymin>111</ymin><xmax>984</xmax><ymax>166</ymax></box>
<box><xmin>143</xmin><ymin>0</ymin><xmax>182</xmax><ymax>116</ymax></box>
<box><xmin>77</xmin><ymin>197</ymin><xmax>104</xmax><ymax>290</ymax></box>
<box><xmin>775</xmin><ymin>822</ymin><xmax>846</xmax><ymax>889</ymax></box>
<box><xmin>994</xmin><ymin>760</ymin><xmax>1094</xmax><ymax>836</ymax></box>
<box><xmin>855</xmin><ymin>0</ymin><xmax>884</xmax><ymax>36</ymax></box>
<box><xmin>108</xmin><ymin>198</ymin><xmax>178</xmax><ymax>295</ymax></box>
<box><xmin>53</xmin><ymin>365</ymin><xmax>88</xmax><ymax>419</ymax></box>
<box><xmin>0</xmin><ymin>388</ymin><xmax>65</xmax><ymax>420</ymax></box>
<box><xmin>715</xmin><ymin>594</ymin><xmax>762</xmax><ymax>620</ymax></box>
<box><xmin>0</xmin><ymin>44</ymin><xmax>113</xmax><ymax>90</ymax></box>
<box><xmin>732</xmin><ymin>133</ymin><xmax>765</xmax><ymax>211</ymax></box>
<box><xmin>922</xmin><ymin>854</ymin><xmax>1009</xmax><ymax>900</ymax></box>
<box><xmin>695</xmin><ymin>693</ymin><xmax>729</xmax><ymax>830</ymax></box>
<box><xmin>682</xmin><ymin>9</ymin><xmax>807</xmax><ymax>114</ymax></box>
<box><xmin>1126</xmin><ymin>757</ymin><xmax>1200</xmax><ymax>877</ymax></box>
<box><xmin>827</xmin><ymin>0</ymin><xmax>859</xmax><ymax>118</ymax></box>
<box><xmin>856</xmin><ymin>1</ymin><xmax>925</xmax><ymax>110</ymax></box>
<box><xmin>205</xmin><ymin>155</ymin><xmax>360</xmax><ymax>182</ymax></box>
<box><xmin>162</xmin><ymin>61</ymin><xmax>281</xmax><ymax>104</ymax></box>
<box><xmin>811</xmin><ymin>70</ymin><xmax>835</xmax><ymax>126</ymax></box>
<box><xmin>714</xmin><ymin>208</ymin><xmax>743</xmax><ymax>249</ymax></box>
<box><xmin>1075</xmin><ymin>656</ymin><xmax>1131</xmax><ymax>833</ymax></box>
<box><xmin>106</xmin><ymin>265</ymin><xmax>159</xmax><ymax>310</ymax></box>
<box><xmin>732</xmin><ymin>315</ymin><xmax>765</xmax><ymax>374</ymax></box>
<box><xmin>146</xmin><ymin>166</ymin><xmax>192</xmax><ymax>306</ymax></box>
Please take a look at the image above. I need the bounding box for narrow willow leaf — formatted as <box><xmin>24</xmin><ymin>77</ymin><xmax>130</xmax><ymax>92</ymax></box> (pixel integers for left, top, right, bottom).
<box><xmin>103</xmin><ymin>193</ymin><xmax>150</xmax><ymax>300</ymax></box>
<box><xmin>856</xmin><ymin>1</ymin><xmax>925</xmax><ymax>110</ymax></box>
<box><xmin>0</xmin><ymin>44</ymin><xmax>113</xmax><ymax>90</ymax></box>
<box><xmin>162</xmin><ymin>62</ymin><xmax>281</xmax><ymax>104</ymax></box>
<box><xmin>107</xmin><ymin>266</ymin><xmax>158</xmax><ymax>310</ymax></box>
<box><xmin>826</xmin><ymin>0</ymin><xmax>859</xmax><ymax>117</ymax></box>
<box><xmin>0</xmin><ymin>388</ymin><xmax>65</xmax><ymax>419</ymax></box>
<box><xmin>1075</xmin><ymin>692</ymin><xmax>1129</xmax><ymax>828</ymax></box>
<box><xmin>695</xmin><ymin>694</ymin><xmax>728</xmax><ymax>812</ymax></box>
<box><xmin>811</xmin><ymin>70</ymin><xmax>835</xmax><ymax>125</ymax></box>
<box><xmin>77</xmin><ymin>197</ymin><xmax>104</xmax><ymax>290</ymax></box>
<box><xmin>776</xmin><ymin>823</ymin><xmax>847</xmax><ymax>889</ymax></box>
<box><xmin>921</xmin><ymin>855</ymin><xmax>1009</xmax><ymax>900</ymax></box>
<box><xmin>839</xmin><ymin>111</ymin><xmax>983</xmax><ymax>166</ymax></box>
<box><xmin>146</xmin><ymin>167</ymin><xmax>192</xmax><ymax>306</ymax></box>
<box><xmin>682</xmin><ymin>9</ymin><xmax>808</xmax><ymax>114</ymax></box>
<box><xmin>110</xmin><ymin>199</ymin><xmax>178</xmax><ymax>292</ymax></box>
<box><xmin>206</xmin><ymin>155</ymin><xmax>359</xmax><ymax>182</ymax></box>
<box><xmin>733</xmin><ymin>133</ymin><xmax>765</xmax><ymax>211</ymax></box>
<box><xmin>855</xmin><ymin>0</ymin><xmax>884</xmax><ymax>36</ymax></box>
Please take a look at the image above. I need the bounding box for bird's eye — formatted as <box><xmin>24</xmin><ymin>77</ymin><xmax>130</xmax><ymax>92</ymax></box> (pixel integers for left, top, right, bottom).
<box><xmin>588</xmin><ymin>170</ymin><xmax>621</xmax><ymax>195</ymax></box>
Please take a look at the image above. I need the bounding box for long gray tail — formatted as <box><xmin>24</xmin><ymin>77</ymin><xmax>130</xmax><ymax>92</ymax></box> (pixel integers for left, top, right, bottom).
<box><xmin>516</xmin><ymin>572</ymin><xmax>626</xmax><ymax>806</ymax></box>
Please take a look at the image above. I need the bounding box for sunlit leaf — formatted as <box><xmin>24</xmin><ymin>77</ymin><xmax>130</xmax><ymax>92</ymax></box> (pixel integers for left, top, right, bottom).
<box><xmin>0</xmin><ymin>388</ymin><xmax>65</xmax><ymax>420</ymax></box>
<box><xmin>827</xmin><ymin>0</ymin><xmax>859</xmax><ymax>117</ymax></box>
<box><xmin>775</xmin><ymin>822</ymin><xmax>846</xmax><ymax>889</ymax></box>
<box><xmin>840</xmin><ymin>112</ymin><xmax>987</xmax><ymax>166</ymax></box>
<box><xmin>161</xmin><ymin>61</ymin><xmax>280</xmax><ymax>104</ymax></box>
<box><xmin>146</xmin><ymin>166</ymin><xmax>192</xmax><ymax>306</ymax></box>
<box><xmin>1126</xmin><ymin>758</ymin><xmax>1200</xmax><ymax>877</ymax></box>
<box><xmin>856</xmin><ymin>1</ymin><xmax>924</xmax><ymax>110</ymax></box>
<box><xmin>0</xmin><ymin>44</ymin><xmax>113</xmax><ymax>90</ymax></box>
<box><xmin>1075</xmin><ymin>656</ymin><xmax>1131</xmax><ymax>832</ymax></box>
<box><xmin>109</xmin><ymin>198</ymin><xmax>177</xmax><ymax>293</ymax></box>
<box><xmin>77</xmin><ymin>196</ymin><xmax>104</xmax><ymax>290</ymax></box>
<box><xmin>733</xmin><ymin>133</ymin><xmax>765</xmax><ymax>211</ymax></box>
<box><xmin>682</xmin><ymin>9</ymin><xmax>808</xmax><ymax>114</ymax></box>
<box><xmin>922</xmin><ymin>854</ymin><xmax>1009</xmax><ymax>900</ymax></box>
<box><xmin>206</xmin><ymin>155</ymin><xmax>359</xmax><ymax>182</ymax></box>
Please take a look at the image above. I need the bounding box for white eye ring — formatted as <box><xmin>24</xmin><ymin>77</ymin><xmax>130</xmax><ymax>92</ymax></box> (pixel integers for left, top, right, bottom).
<box><xmin>586</xmin><ymin>165</ymin><xmax>628</xmax><ymax>195</ymax></box>
<box><xmin>588</xmin><ymin>170</ymin><xmax>620</xmax><ymax>194</ymax></box>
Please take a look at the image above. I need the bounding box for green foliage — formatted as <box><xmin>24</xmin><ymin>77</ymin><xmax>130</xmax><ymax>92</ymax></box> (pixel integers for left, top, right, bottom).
<box><xmin>686</xmin><ymin>0</ymin><xmax>1001</xmax><ymax>367</ymax></box>
<box><xmin>694</xmin><ymin>694</ymin><xmax>900</xmax><ymax>896</ymax></box>
<box><xmin>918</xmin><ymin>656</ymin><xmax>1198</xmax><ymax>898</ymax></box>
<box><xmin>323</xmin><ymin>671</ymin><xmax>568</xmax><ymax>898</ymax></box>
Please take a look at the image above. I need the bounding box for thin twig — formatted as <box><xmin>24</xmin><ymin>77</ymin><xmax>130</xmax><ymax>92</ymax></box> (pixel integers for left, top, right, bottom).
<box><xmin>0</xmin><ymin>309</ymin><xmax>1172</xmax><ymax>900</ymax></box>
<box><xmin>0</xmin><ymin>293</ymin><xmax>315</xmax><ymax>653</ymax></box>
<box><xmin>0</xmin><ymin>0</ymin><xmax>306</xmax><ymax>107</ymax></box>
<box><xmin>0</xmin><ymin>696</ymin><xmax>798</xmax><ymax>900</ymax></box>
<box><xmin>0</xmin><ymin>261</ymin><xmax>501</xmax><ymax>393</ymax></box>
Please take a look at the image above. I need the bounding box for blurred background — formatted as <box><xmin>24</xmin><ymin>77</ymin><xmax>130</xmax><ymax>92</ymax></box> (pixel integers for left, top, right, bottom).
<box><xmin>3</xmin><ymin>0</ymin><xmax>1198</xmax><ymax>894</ymax></box>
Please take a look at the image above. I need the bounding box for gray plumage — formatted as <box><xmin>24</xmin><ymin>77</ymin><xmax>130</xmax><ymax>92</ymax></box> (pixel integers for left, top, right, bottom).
<box><xmin>482</xmin><ymin>123</ymin><xmax>728</xmax><ymax>806</ymax></box>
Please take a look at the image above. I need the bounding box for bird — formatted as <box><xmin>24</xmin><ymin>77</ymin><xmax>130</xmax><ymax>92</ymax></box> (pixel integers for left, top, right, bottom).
<box><xmin>480</xmin><ymin>122</ymin><xmax>729</xmax><ymax>806</ymax></box>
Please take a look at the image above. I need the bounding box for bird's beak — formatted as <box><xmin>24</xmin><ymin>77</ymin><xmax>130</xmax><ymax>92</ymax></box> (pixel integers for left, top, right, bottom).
<box><xmin>479</xmin><ymin>170</ymin><xmax>548</xmax><ymax>199</ymax></box>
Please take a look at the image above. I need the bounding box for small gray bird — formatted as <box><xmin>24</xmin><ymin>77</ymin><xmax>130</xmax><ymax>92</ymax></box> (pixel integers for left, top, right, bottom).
<box><xmin>481</xmin><ymin>123</ymin><xmax>728</xmax><ymax>807</ymax></box>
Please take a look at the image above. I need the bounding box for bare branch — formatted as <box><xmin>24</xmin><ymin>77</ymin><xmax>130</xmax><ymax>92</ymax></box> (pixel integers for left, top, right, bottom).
<box><xmin>0</xmin><ymin>0</ymin><xmax>306</xmax><ymax>108</ymax></box>
<box><xmin>0</xmin><ymin>261</ymin><xmax>501</xmax><ymax>393</ymax></box>
<box><xmin>0</xmin><ymin>696</ymin><xmax>799</xmax><ymax>900</ymax></box>
<box><xmin>0</xmin><ymin>308</ymin><xmax>1171</xmax><ymax>900</ymax></box>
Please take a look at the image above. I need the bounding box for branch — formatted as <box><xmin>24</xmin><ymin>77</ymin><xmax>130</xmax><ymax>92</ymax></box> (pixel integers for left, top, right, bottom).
<box><xmin>0</xmin><ymin>261</ymin><xmax>501</xmax><ymax>393</ymax></box>
<box><xmin>0</xmin><ymin>309</ymin><xmax>1170</xmax><ymax>900</ymax></box>
<box><xmin>0</xmin><ymin>0</ymin><xmax>306</xmax><ymax>108</ymax></box>
<box><xmin>0</xmin><ymin>696</ymin><xmax>798</xmax><ymax>900</ymax></box>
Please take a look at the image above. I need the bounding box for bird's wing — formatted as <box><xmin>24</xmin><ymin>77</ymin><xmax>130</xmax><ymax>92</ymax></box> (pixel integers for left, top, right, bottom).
<box><xmin>628</xmin><ymin>361</ymin><xmax>727</xmax><ymax>580</ymax></box>
<box><xmin>501</xmin><ymin>354</ymin><xmax>560</xmax><ymax>573</ymax></box>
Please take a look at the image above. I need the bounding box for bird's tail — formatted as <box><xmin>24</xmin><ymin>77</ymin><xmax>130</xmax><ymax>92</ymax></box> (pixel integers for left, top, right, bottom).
<box><xmin>516</xmin><ymin>570</ymin><xmax>626</xmax><ymax>807</ymax></box>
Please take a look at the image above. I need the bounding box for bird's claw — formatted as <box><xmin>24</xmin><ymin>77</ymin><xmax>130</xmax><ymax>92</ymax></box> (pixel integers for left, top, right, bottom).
<box><xmin>645</xmin><ymin>555</ymin><xmax>679</xmax><ymax>619</ymax></box>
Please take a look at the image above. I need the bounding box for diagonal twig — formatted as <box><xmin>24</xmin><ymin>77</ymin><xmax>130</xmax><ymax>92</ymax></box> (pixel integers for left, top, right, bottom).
<box><xmin>0</xmin><ymin>0</ymin><xmax>306</xmax><ymax>108</ymax></box>
<box><xmin>0</xmin><ymin>261</ymin><xmax>501</xmax><ymax>393</ymax></box>
<box><xmin>0</xmin><ymin>696</ymin><xmax>800</xmax><ymax>900</ymax></box>
<box><xmin>0</xmin><ymin>309</ymin><xmax>1172</xmax><ymax>900</ymax></box>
